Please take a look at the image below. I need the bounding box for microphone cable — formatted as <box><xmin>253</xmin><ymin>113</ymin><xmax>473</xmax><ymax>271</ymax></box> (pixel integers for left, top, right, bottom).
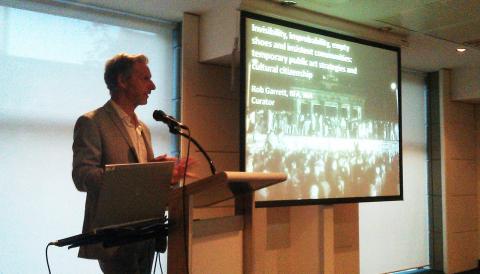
<box><xmin>154</xmin><ymin>109</ymin><xmax>205</xmax><ymax>274</ymax></box>
<box><xmin>153</xmin><ymin>251</ymin><xmax>158</xmax><ymax>273</ymax></box>
<box><xmin>152</xmin><ymin>251</ymin><xmax>164</xmax><ymax>274</ymax></box>
<box><xmin>181</xmin><ymin>127</ymin><xmax>192</xmax><ymax>274</ymax></box>
<box><xmin>45</xmin><ymin>242</ymin><xmax>54</xmax><ymax>274</ymax></box>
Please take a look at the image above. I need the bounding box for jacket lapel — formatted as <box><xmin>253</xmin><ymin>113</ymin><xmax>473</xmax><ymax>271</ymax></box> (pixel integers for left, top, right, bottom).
<box><xmin>103</xmin><ymin>101</ymin><xmax>140</xmax><ymax>162</ymax></box>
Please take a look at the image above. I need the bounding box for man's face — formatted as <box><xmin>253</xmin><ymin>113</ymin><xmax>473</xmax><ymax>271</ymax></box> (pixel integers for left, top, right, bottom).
<box><xmin>123</xmin><ymin>62</ymin><xmax>156</xmax><ymax>107</ymax></box>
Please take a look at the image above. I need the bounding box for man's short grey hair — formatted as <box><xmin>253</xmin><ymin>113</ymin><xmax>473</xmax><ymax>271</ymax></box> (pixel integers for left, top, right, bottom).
<box><xmin>104</xmin><ymin>53</ymin><xmax>149</xmax><ymax>95</ymax></box>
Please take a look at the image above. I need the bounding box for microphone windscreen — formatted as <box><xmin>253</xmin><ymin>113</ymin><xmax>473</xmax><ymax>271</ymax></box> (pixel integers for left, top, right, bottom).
<box><xmin>153</xmin><ymin>110</ymin><xmax>166</xmax><ymax>121</ymax></box>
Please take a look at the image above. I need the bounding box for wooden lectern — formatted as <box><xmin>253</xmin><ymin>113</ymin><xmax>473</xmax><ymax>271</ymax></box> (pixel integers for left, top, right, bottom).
<box><xmin>167</xmin><ymin>171</ymin><xmax>287</xmax><ymax>273</ymax></box>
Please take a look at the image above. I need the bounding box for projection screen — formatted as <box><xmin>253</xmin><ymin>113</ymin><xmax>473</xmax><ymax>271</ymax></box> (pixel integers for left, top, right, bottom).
<box><xmin>240</xmin><ymin>12</ymin><xmax>402</xmax><ymax>207</ymax></box>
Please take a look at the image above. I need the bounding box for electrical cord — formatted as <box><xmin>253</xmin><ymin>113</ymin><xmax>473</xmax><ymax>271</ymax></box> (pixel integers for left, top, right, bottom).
<box><xmin>152</xmin><ymin>251</ymin><xmax>164</xmax><ymax>274</ymax></box>
<box><xmin>45</xmin><ymin>242</ymin><xmax>53</xmax><ymax>274</ymax></box>
<box><xmin>164</xmin><ymin>120</ymin><xmax>212</xmax><ymax>274</ymax></box>
<box><xmin>160</xmin><ymin>254</ymin><xmax>164</xmax><ymax>274</ymax></box>
<box><xmin>153</xmin><ymin>251</ymin><xmax>158</xmax><ymax>273</ymax></box>
<box><xmin>181</xmin><ymin>128</ymin><xmax>192</xmax><ymax>274</ymax></box>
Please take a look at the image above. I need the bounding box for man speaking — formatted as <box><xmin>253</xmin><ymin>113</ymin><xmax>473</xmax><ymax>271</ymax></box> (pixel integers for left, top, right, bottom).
<box><xmin>72</xmin><ymin>53</ymin><xmax>178</xmax><ymax>273</ymax></box>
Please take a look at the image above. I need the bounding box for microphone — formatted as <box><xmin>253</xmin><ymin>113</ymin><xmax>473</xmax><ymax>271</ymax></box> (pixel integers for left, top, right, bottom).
<box><xmin>153</xmin><ymin>109</ymin><xmax>216</xmax><ymax>175</ymax></box>
<box><xmin>153</xmin><ymin>110</ymin><xmax>188</xmax><ymax>130</ymax></box>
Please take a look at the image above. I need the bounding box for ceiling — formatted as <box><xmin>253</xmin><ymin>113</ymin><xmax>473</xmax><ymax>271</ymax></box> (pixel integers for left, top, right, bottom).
<box><xmin>64</xmin><ymin>0</ymin><xmax>480</xmax><ymax>72</ymax></box>
<box><xmin>289</xmin><ymin>0</ymin><xmax>480</xmax><ymax>72</ymax></box>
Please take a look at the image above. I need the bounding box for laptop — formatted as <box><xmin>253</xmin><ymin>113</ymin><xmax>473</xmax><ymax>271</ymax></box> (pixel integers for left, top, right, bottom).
<box><xmin>92</xmin><ymin>161</ymin><xmax>174</xmax><ymax>230</ymax></box>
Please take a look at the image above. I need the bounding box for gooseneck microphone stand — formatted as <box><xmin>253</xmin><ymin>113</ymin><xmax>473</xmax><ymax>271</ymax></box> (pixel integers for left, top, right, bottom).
<box><xmin>167</xmin><ymin>124</ymin><xmax>216</xmax><ymax>175</ymax></box>
<box><xmin>152</xmin><ymin>109</ymin><xmax>216</xmax><ymax>175</ymax></box>
<box><xmin>157</xmin><ymin>114</ymin><xmax>217</xmax><ymax>274</ymax></box>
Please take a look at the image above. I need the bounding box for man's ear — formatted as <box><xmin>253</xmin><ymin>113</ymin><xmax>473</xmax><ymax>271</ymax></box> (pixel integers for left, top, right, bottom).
<box><xmin>117</xmin><ymin>74</ymin><xmax>128</xmax><ymax>90</ymax></box>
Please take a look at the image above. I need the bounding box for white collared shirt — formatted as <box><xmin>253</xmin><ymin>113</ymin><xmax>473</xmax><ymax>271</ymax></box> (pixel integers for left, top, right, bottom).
<box><xmin>110</xmin><ymin>100</ymin><xmax>148</xmax><ymax>163</ymax></box>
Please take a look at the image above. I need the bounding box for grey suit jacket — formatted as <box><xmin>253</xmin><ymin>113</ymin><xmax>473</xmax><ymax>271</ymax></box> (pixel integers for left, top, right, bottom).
<box><xmin>72</xmin><ymin>100</ymin><xmax>154</xmax><ymax>259</ymax></box>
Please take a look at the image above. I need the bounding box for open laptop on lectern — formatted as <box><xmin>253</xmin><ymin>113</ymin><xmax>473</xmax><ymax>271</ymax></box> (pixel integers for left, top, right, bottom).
<box><xmin>92</xmin><ymin>161</ymin><xmax>175</xmax><ymax>230</ymax></box>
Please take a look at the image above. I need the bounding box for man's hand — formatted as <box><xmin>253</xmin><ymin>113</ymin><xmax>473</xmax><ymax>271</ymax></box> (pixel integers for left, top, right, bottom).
<box><xmin>152</xmin><ymin>155</ymin><xmax>197</xmax><ymax>184</ymax></box>
<box><xmin>153</xmin><ymin>154</ymin><xmax>177</xmax><ymax>162</ymax></box>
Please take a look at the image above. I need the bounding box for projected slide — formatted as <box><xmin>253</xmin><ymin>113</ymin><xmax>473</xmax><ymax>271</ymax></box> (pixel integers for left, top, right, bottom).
<box><xmin>242</xmin><ymin>13</ymin><xmax>401</xmax><ymax>205</ymax></box>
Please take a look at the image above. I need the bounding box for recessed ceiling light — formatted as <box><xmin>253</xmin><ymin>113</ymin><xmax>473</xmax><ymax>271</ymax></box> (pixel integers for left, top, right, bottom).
<box><xmin>390</xmin><ymin>83</ymin><xmax>397</xmax><ymax>91</ymax></box>
<box><xmin>456</xmin><ymin>48</ymin><xmax>467</xmax><ymax>53</ymax></box>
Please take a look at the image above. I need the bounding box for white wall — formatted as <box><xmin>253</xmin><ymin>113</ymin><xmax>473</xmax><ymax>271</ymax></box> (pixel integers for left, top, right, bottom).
<box><xmin>359</xmin><ymin>70</ymin><xmax>429</xmax><ymax>273</ymax></box>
